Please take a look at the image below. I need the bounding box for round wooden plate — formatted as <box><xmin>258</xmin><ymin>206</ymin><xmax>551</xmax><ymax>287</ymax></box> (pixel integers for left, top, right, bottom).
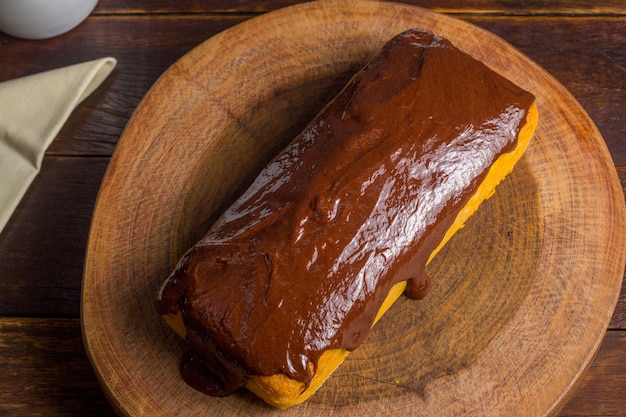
<box><xmin>82</xmin><ymin>1</ymin><xmax>625</xmax><ymax>416</ymax></box>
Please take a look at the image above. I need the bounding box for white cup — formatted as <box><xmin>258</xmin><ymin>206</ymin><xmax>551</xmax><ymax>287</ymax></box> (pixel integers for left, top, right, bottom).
<box><xmin>0</xmin><ymin>0</ymin><xmax>98</xmax><ymax>40</ymax></box>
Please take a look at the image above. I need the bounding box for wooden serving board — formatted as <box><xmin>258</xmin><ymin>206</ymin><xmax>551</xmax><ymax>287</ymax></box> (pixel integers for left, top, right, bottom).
<box><xmin>81</xmin><ymin>1</ymin><xmax>625</xmax><ymax>416</ymax></box>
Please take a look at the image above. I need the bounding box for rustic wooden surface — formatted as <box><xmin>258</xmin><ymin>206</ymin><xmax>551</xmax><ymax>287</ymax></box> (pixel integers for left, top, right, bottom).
<box><xmin>0</xmin><ymin>1</ymin><xmax>624</xmax><ymax>416</ymax></box>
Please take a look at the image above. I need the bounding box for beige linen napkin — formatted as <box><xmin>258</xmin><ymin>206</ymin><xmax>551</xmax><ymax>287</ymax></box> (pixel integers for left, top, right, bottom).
<box><xmin>0</xmin><ymin>57</ymin><xmax>116</xmax><ymax>234</ymax></box>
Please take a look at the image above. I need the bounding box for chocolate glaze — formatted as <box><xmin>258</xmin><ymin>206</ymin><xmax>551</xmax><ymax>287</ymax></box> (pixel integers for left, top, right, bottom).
<box><xmin>157</xmin><ymin>28</ymin><xmax>535</xmax><ymax>396</ymax></box>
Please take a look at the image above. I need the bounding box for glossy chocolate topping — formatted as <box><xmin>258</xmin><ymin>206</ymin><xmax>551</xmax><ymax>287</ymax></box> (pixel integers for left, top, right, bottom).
<box><xmin>157</xmin><ymin>28</ymin><xmax>535</xmax><ymax>396</ymax></box>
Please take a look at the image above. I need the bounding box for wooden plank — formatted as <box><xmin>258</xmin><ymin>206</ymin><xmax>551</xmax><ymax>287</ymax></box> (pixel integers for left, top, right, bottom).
<box><xmin>0</xmin><ymin>318</ymin><xmax>114</xmax><ymax>417</ymax></box>
<box><xmin>0</xmin><ymin>16</ymin><xmax>623</xmax><ymax>320</ymax></box>
<box><xmin>558</xmin><ymin>331</ymin><xmax>626</xmax><ymax>416</ymax></box>
<box><xmin>609</xmin><ymin>277</ymin><xmax>626</xmax><ymax>329</ymax></box>
<box><xmin>0</xmin><ymin>157</ymin><xmax>109</xmax><ymax>317</ymax></box>
<box><xmin>0</xmin><ymin>15</ymin><xmax>622</xmax><ymax>161</ymax></box>
<box><xmin>0</xmin><ymin>15</ymin><xmax>250</xmax><ymax>156</ymax></box>
<box><xmin>0</xmin><ymin>165</ymin><xmax>622</xmax><ymax>323</ymax></box>
<box><xmin>0</xmin><ymin>318</ymin><xmax>622</xmax><ymax>416</ymax></box>
<box><xmin>610</xmin><ymin>167</ymin><xmax>626</xmax><ymax>330</ymax></box>
<box><xmin>93</xmin><ymin>0</ymin><xmax>626</xmax><ymax>15</ymax></box>
<box><xmin>0</xmin><ymin>164</ymin><xmax>622</xmax><ymax>323</ymax></box>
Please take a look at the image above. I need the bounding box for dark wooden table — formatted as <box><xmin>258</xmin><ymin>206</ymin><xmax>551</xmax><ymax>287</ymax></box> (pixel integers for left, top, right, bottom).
<box><xmin>0</xmin><ymin>1</ymin><xmax>624</xmax><ymax>415</ymax></box>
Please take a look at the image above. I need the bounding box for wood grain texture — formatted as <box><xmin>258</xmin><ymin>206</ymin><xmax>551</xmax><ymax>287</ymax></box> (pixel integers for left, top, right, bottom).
<box><xmin>0</xmin><ymin>318</ymin><xmax>113</xmax><ymax>416</ymax></box>
<box><xmin>1</xmin><ymin>319</ymin><xmax>622</xmax><ymax>417</ymax></box>
<box><xmin>1</xmin><ymin>15</ymin><xmax>622</xmax><ymax>318</ymax></box>
<box><xmin>0</xmin><ymin>157</ymin><xmax>108</xmax><ymax>317</ymax></box>
<box><xmin>93</xmin><ymin>0</ymin><xmax>626</xmax><ymax>15</ymax></box>
<box><xmin>81</xmin><ymin>2</ymin><xmax>625</xmax><ymax>416</ymax></box>
<box><xmin>558</xmin><ymin>331</ymin><xmax>626</xmax><ymax>417</ymax></box>
<box><xmin>610</xmin><ymin>166</ymin><xmax>626</xmax><ymax>330</ymax></box>
<box><xmin>1</xmin><ymin>14</ymin><xmax>621</xmax><ymax>160</ymax></box>
<box><xmin>0</xmin><ymin>1</ymin><xmax>622</xmax><ymax>416</ymax></box>
<box><xmin>0</xmin><ymin>15</ymin><xmax>250</xmax><ymax>156</ymax></box>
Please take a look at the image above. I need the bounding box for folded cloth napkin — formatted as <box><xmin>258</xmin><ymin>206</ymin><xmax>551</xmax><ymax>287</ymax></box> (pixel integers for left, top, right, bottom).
<box><xmin>0</xmin><ymin>57</ymin><xmax>116</xmax><ymax>234</ymax></box>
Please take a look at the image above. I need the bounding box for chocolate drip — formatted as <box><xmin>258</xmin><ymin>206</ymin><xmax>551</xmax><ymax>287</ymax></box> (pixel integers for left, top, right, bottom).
<box><xmin>406</xmin><ymin>273</ymin><xmax>432</xmax><ymax>300</ymax></box>
<box><xmin>157</xmin><ymin>28</ymin><xmax>535</xmax><ymax>396</ymax></box>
